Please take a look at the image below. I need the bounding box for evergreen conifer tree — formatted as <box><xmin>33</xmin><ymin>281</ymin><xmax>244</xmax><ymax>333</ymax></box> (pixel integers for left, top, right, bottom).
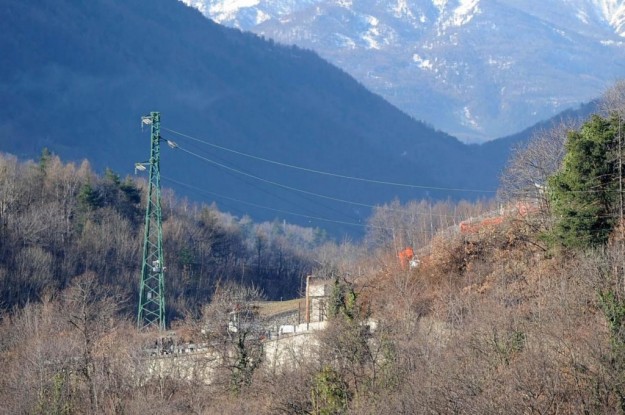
<box><xmin>548</xmin><ymin>115</ymin><xmax>621</xmax><ymax>248</ymax></box>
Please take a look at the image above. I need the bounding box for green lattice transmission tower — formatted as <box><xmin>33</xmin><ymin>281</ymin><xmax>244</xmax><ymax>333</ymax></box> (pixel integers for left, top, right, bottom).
<box><xmin>137</xmin><ymin>111</ymin><xmax>166</xmax><ymax>330</ymax></box>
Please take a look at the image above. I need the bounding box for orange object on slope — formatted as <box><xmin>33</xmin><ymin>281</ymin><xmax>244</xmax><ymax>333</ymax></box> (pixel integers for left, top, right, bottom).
<box><xmin>398</xmin><ymin>247</ymin><xmax>414</xmax><ymax>269</ymax></box>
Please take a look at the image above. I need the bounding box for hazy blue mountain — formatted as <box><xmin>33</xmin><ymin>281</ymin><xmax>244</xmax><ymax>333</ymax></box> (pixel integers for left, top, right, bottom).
<box><xmin>477</xmin><ymin>101</ymin><xmax>597</xmax><ymax>178</ymax></box>
<box><xmin>0</xmin><ymin>0</ymin><xmax>561</xmax><ymax>238</ymax></box>
<box><xmin>185</xmin><ymin>0</ymin><xmax>625</xmax><ymax>142</ymax></box>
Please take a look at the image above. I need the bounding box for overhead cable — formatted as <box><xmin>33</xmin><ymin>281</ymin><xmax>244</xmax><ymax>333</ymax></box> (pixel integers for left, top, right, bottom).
<box><xmin>175</xmin><ymin>145</ymin><xmax>470</xmax><ymax>218</ymax></box>
<box><xmin>162</xmin><ymin>175</ymin><xmax>393</xmax><ymax>230</ymax></box>
<box><xmin>163</xmin><ymin>126</ymin><xmax>497</xmax><ymax>193</ymax></box>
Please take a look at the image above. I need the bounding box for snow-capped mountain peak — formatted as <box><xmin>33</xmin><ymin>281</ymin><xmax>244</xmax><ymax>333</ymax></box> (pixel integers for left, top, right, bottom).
<box><xmin>597</xmin><ymin>0</ymin><xmax>625</xmax><ymax>36</ymax></box>
<box><xmin>441</xmin><ymin>0</ymin><xmax>481</xmax><ymax>29</ymax></box>
<box><xmin>181</xmin><ymin>0</ymin><xmax>625</xmax><ymax>142</ymax></box>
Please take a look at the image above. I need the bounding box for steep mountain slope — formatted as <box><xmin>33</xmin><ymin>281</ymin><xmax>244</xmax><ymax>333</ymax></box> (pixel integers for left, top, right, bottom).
<box><xmin>0</xmin><ymin>0</ymin><xmax>507</xmax><ymax>238</ymax></box>
<box><xmin>184</xmin><ymin>0</ymin><xmax>625</xmax><ymax>142</ymax></box>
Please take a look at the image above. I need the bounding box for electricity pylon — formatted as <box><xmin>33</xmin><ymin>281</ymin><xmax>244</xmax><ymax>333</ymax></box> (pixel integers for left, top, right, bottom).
<box><xmin>137</xmin><ymin>111</ymin><xmax>166</xmax><ymax>330</ymax></box>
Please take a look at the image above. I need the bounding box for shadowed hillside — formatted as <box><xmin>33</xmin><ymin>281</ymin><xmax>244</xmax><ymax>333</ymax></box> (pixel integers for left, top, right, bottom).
<box><xmin>0</xmin><ymin>0</ymin><xmax>512</xmax><ymax>237</ymax></box>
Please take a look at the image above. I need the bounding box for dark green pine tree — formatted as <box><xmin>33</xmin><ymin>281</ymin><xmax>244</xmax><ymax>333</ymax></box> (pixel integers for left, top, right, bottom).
<box><xmin>548</xmin><ymin>115</ymin><xmax>622</xmax><ymax>248</ymax></box>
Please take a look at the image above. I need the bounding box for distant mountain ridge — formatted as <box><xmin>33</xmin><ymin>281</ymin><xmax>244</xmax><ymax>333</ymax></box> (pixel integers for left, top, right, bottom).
<box><xmin>183</xmin><ymin>0</ymin><xmax>625</xmax><ymax>142</ymax></box>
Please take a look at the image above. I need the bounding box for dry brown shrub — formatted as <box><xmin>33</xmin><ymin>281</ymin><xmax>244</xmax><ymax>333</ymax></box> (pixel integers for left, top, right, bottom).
<box><xmin>336</xmin><ymin>227</ymin><xmax>621</xmax><ymax>414</ymax></box>
<box><xmin>425</xmin><ymin>231</ymin><xmax>471</xmax><ymax>279</ymax></box>
<box><xmin>252</xmin><ymin>365</ymin><xmax>315</xmax><ymax>414</ymax></box>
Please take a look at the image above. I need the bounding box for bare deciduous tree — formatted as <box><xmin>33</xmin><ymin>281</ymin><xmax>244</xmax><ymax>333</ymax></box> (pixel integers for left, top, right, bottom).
<box><xmin>63</xmin><ymin>272</ymin><xmax>125</xmax><ymax>414</ymax></box>
<box><xmin>498</xmin><ymin>120</ymin><xmax>580</xmax><ymax>220</ymax></box>
<box><xmin>200</xmin><ymin>281</ymin><xmax>265</xmax><ymax>394</ymax></box>
<box><xmin>601</xmin><ymin>80</ymin><xmax>625</xmax><ymax>118</ymax></box>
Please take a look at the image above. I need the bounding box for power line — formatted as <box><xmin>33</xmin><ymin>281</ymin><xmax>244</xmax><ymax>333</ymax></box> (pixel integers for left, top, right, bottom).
<box><xmin>169</xmin><ymin>142</ymin><xmax>625</xmax><ymax>224</ymax></box>
<box><xmin>174</xmin><ymin>144</ymin><xmax>471</xmax><ymax>218</ymax></box>
<box><xmin>172</xmin><ymin>139</ymin><xmax>364</xmax><ymax>223</ymax></box>
<box><xmin>164</xmin><ymin>126</ymin><xmax>625</xmax><ymax>234</ymax></box>
<box><xmin>163</xmin><ymin>126</ymin><xmax>497</xmax><ymax>193</ymax></box>
<box><xmin>162</xmin><ymin>175</ymin><xmax>406</xmax><ymax>231</ymax></box>
<box><xmin>164</xmin><ymin>176</ymin><xmax>625</xmax><ymax>239</ymax></box>
<box><xmin>176</xmin><ymin>145</ymin><xmax>384</xmax><ymax>211</ymax></box>
<box><xmin>164</xmin><ymin>127</ymin><xmax>625</xmax><ymax>198</ymax></box>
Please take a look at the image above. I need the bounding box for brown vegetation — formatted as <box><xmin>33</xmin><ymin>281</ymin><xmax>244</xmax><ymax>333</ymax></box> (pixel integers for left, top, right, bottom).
<box><xmin>2</xmin><ymin>124</ymin><xmax>625</xmax><ymax>413</ymax></box>
<box><xmin>0</xmin><ymin>152</ymin><xmax>319</xmax><ymax>317</ymax></box>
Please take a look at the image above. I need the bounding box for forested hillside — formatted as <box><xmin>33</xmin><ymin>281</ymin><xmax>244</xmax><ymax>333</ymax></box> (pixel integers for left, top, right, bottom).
<box><xmin>4</xmin><ymin>89</ymin><xmax>625</xmax><ymax>411</ymax></box>
<box><xmin>0</xmin><ymin>152</ymin><xmax>325</xmax><ymax>316</ymax></box>
<box><xmin>0</xmin><ymin>149</ymin><xmax>490</xmax><ymax>313</ymax></box>
<box><xmin>3</xmin><ymin>83</ymin><xmax>625</xmax><ymax>413</ymax></box>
